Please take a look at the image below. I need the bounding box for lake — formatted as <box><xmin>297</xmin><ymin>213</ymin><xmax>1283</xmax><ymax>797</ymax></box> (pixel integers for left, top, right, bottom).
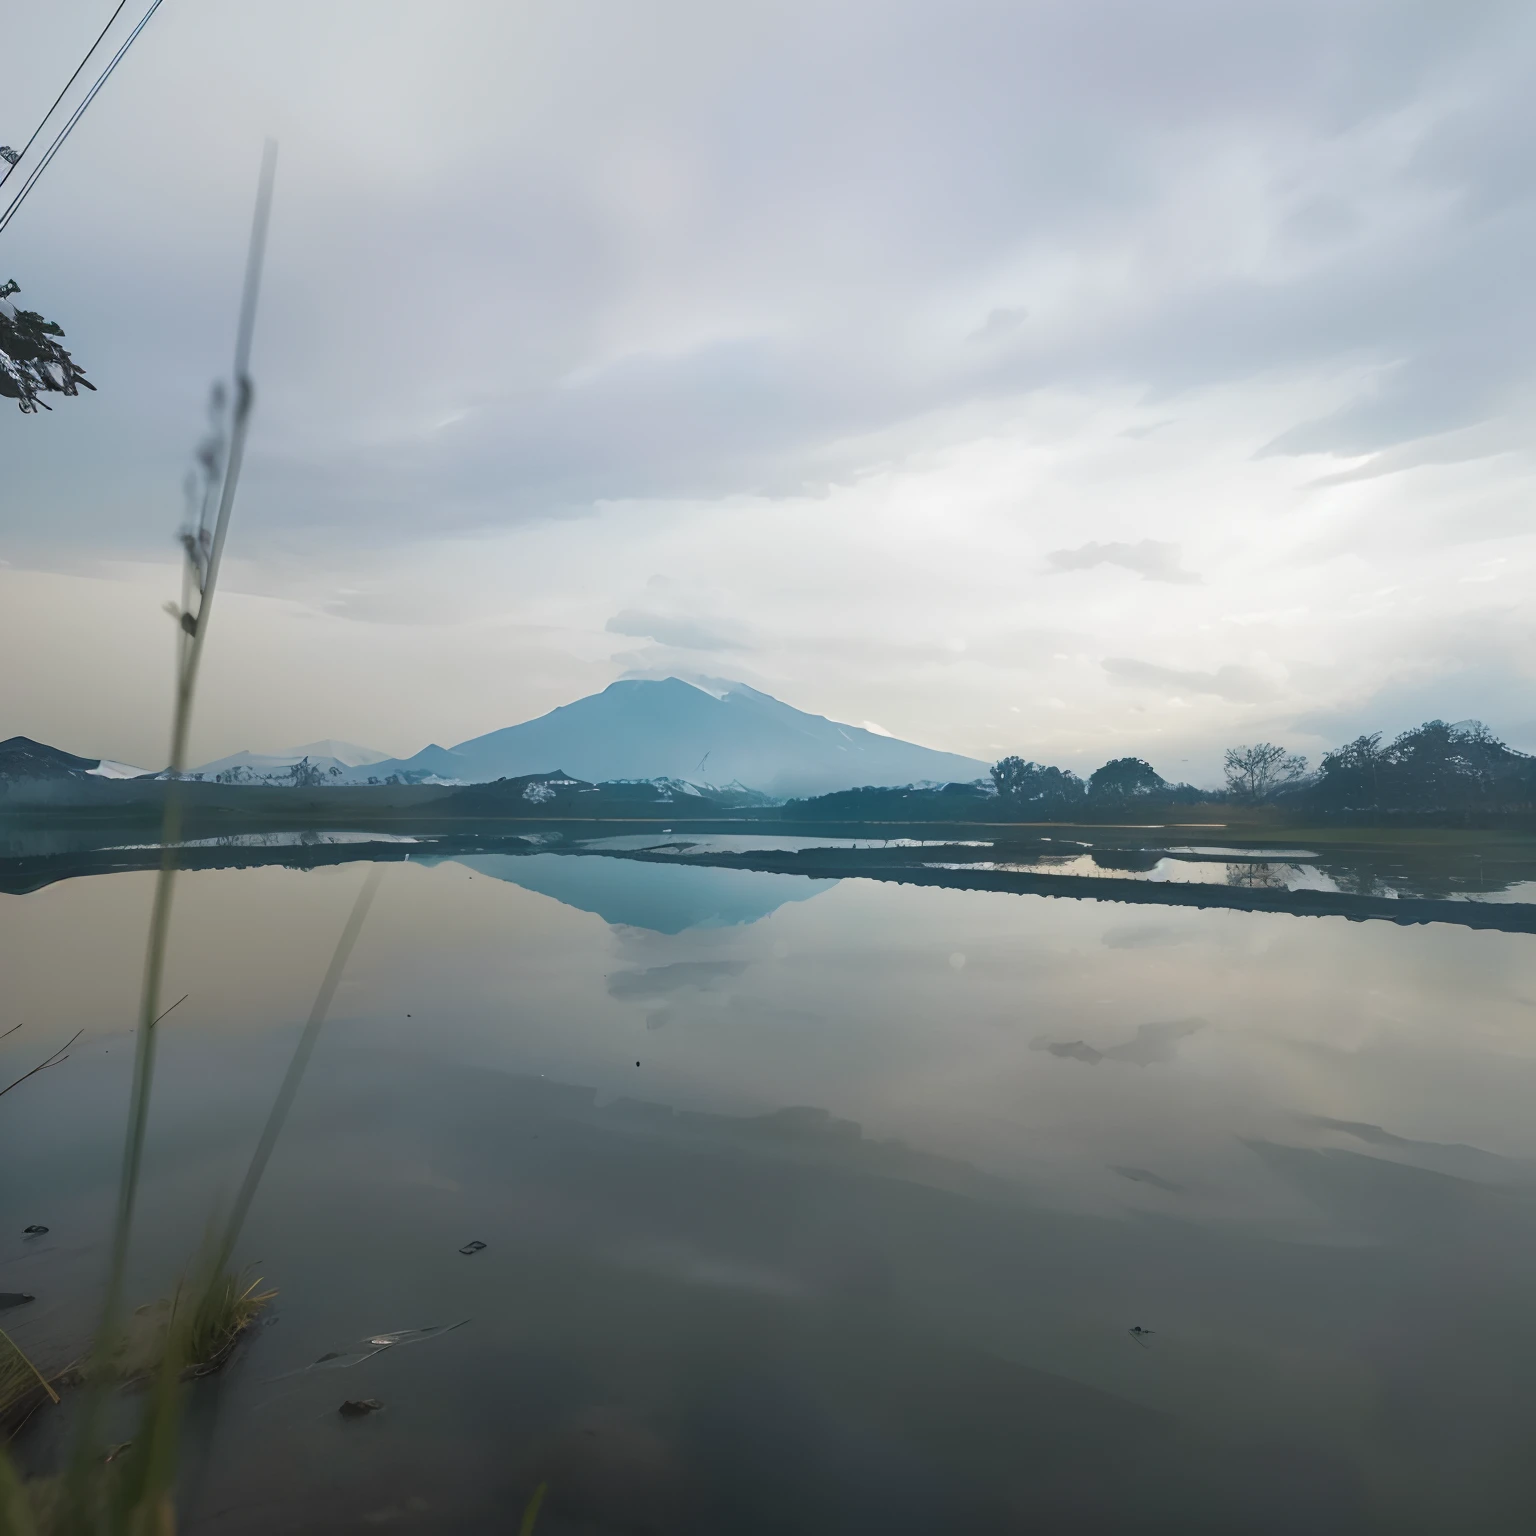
<box><xmin>5</xmin><ymin>849</ymin><xmax>1536</xmax><ymax>1531</ymax></box>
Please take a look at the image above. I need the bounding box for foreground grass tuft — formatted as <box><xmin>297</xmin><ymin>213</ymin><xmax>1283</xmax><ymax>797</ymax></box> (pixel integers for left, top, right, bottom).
<box><xmin>0</xmin><ymin>1260</ymin><xmax>273</xmax><ymax>1534</ymax></box>
<box><xmin>0</xmin><ymin>1333</ymin><xmax>62</xmax><ymax>1442</ymax></box>
<box><xmin>179</xmin><ymin>1270</ymin><xmax>274</xmax><ymax>1380</ymax></box>
<box><xmin>93</xmin><ymin>1261</ymin><xmax>274</xmax><ymax>1388</ymax></box>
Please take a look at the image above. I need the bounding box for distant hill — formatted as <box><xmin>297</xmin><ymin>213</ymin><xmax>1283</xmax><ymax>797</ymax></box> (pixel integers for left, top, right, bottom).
<box><xmin>187</xmin><ymin>740</ymin><xmax>391</xmax><ymax>784</ymax></box>
<box><xmin>0</xmin><ymin>735</ymin><xmax>99</xmax><ymax>781</ymax></box>
<box><xmin>354</xmin><ymin>678</ymin><xmax>988</xmax><ymax>798</ymax></box>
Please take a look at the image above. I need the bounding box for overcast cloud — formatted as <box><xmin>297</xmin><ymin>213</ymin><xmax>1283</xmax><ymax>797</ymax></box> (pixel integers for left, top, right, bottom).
<box><xmin>1047</xmin><ymin>540</ymin><xmax>1201</xmax><ymax>584</ymax></box>
<box><xmin>3</xmin><ymin>0</ymin><xmax>1535</xmax><ymax>781</ymax></box>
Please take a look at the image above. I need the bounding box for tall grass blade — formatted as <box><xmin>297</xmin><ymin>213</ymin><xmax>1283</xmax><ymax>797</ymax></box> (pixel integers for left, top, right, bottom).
<box><xmin>519</xmin><ymin>1482</ymin><xmax>548</xmax><ymax>1535</ymax></box>
<box><xmin>58</xmin><ymin>142</ymin><xmax>277</xmax><ymax>1516</ymax></box>
<box><xmin>0</xmin><ymin>1332</ymin><xmax>58</xmax><ymax>1409</ymax></box>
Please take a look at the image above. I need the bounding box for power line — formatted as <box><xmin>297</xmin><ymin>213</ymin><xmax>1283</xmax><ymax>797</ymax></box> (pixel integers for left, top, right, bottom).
<box><xmin>0</xmin><ymin>0</ymin><xmax>164</xmax><ymax>235</ymax></box>
<box><xmin>0</xmin><ymin>0</ymin><xmax>165</xmax><ymax>239</ymax></box>
<box><xmin>0</xmin><ymin>0</ymin><xmax>129</xmax><ymax>191</ymax></box>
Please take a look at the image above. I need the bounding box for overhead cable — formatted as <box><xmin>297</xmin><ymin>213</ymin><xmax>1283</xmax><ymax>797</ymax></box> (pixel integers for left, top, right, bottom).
<box><xmin>0</xmin><ymin>0</ymin><xmax>165</xmax><ymax>239</ymax></box>
<box><xmin>0</xmin><ymin>0</ymin><xmax>129</xmax><ymax>191</ymax></box>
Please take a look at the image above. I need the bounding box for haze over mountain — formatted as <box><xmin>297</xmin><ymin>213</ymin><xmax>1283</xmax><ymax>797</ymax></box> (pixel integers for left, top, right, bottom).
<box><xmin>340</xmin><ymin>678</ymin><xmax>989</xmax><ymax>798</ymax></box>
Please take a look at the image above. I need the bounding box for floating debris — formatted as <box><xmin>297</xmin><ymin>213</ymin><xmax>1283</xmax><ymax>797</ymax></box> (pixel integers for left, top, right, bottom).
<box><xmin>459</xmin><ymin>1240</ymin><xmax>486</xmax><ymax>1256</ymax></box>
<box><xmin>22</xmin><ymin>1226</ymin><xmax>48</xmax><ymax>1236</ymax></box>
<box><xmin>339</xmin><ymin>1397</ymin><xmax>383</xmax><ymax>1418</ymax></box>
<box><xmin>1128</xmin><ymin>1326</ymin><xmax>1155</xmax><ymax>1347</ymax></box>
<box><xmin>0</xmin><ymin>1030</ymin><xmax>82</xmax><ymax>1098</ymax></box>
<box><xmin>284</xmin><ymin>1321</ymin><xmax>469</xmax><ymax>1377</ymax></box>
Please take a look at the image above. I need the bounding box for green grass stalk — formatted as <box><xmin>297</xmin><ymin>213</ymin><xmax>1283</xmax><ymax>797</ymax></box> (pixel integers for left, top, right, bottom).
<box><xmin>46</xmin><ymin>143</ymin><xmax>277</xmax><ymax>1529</ymax></box>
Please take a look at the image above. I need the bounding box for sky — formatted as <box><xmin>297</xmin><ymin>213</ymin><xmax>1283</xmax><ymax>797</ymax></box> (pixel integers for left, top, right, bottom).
<box><xmin>3</xmin><ymin>0</ymin><xmax>1535</xmax><ymax>784</ymax></box>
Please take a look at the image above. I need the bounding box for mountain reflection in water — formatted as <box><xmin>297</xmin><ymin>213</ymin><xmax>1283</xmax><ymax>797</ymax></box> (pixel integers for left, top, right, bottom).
<box><xmin>4</xmin><ymin>853</ymin><xmax>1536</xmax><ymax>1531</ymax></box>
<box><xmin>444</xmin><ymin>851</ymin><xmax>836</xmax><ymax>933</ymax></box>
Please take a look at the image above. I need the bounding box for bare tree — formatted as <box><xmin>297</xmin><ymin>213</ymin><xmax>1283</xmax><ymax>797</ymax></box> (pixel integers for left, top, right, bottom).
<box><xmin>1223</xmin><ymin>742</ymin><xmax>1307</xmax><ymax>801</ymax></box>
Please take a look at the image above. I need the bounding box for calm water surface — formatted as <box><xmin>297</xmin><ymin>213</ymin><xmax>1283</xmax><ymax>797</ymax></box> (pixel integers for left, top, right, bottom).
<box><xmin>4</xmin><ymin>854</ymin><xmax>1536</xmax><ymax>1531</ymax></box>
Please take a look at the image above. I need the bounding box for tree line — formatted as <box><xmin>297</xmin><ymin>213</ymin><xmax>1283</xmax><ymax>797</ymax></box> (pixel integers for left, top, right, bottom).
<box><xmin>989</xmin><ymin>753</ymin><xmax>1203</xmax><ymax>813</ymax></box>
<box><xmin>990</xmin><ymin>718</ymin><xmax>1536</xmax><ymax>819</ymax></box>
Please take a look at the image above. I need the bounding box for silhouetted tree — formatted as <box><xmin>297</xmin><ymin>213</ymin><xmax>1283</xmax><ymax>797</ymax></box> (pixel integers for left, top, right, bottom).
<box><xmin>0</xmin><ymin>279</ymin><xmax>94</xmax><ymax>412</ymax></box>
<box><xmin>1312</xmin><ymin>720</ymin><xmax>1536</xmax><ymax>814</ymax></box>
<box><xmin>1223</xmin><ymin>742</ymin><xmax>1307</xmax><ymax>801</ymax></box>
<box><xmin>287</xmin><ymin>757</ymin><xmax>326</xmax><ymax>789</ymax></box>
<box><xmin>990</xmin><ymin>755</ymin><xmax>1086</xmax><ymax>813</ymax></box>
<box><xmin>990</xmin><ymin>755</ymin><xmax>1030</xmax><ymax>798</ymax></box>
<box><xmin>1314</xmin><ymin>733</ymin><xmax>1383</xmax><ymax>808</ymax></box>
<box><xmin>1382</xmin><ymin>719</ymin><xmax>1523</xmax><ymax>809</ymax></box>
<box><xmin>1088</xmin><ymin>756</ymin><xmax>1165</xmax><ymax>804</ymax></box>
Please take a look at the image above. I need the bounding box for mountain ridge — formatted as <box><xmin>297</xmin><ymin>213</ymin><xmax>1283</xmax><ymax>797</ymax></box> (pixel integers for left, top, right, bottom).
<box><xmin>345</xmin><ymin>677</ymin><xmax>987</xmax><ymax>797</ymax></box>
<box><xmin>8</xmin><ymin>680</ymin><xmax>988</xmax><ymax>797</ymax></box>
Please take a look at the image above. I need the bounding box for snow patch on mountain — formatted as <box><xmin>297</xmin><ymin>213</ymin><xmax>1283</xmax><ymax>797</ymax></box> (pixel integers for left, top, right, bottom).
<box><xmin>186</xmin><ymin>740</ymin><xmax>391</xmax><ymax>783</ymax></box>
<box><xmin>87</xmin><ymin>759</ymin><xmax>151</xmax><ymax>779</ymax></box>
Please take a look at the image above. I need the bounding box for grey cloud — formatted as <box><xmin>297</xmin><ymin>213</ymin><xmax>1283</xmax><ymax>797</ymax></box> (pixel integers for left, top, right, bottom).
<box><xmin>1047</xmin><ymin>540</ymin><xmax>1200</xmax><ymax>584</ymax></box>
<box><xmin>1303</xmin><ymin>419</ymin><xmax>1524</xmax><ymax>487</ymax></box>
<box><xmin>1291</xmin><ymin>661</ymin><xmax>1536</xmax><ymax>754</ymax></box>
<box><xmin>1103</xmin><ymin>658</ymin><xmax>1279</xmax><ymax>702</ymax></box>
<box><xmin>968</xmin><ymin>306</ymin><xmax>1027</xmax><ymax>343</ymax></box>
<box><xmin>8</xmin><ymin>1</ymin><xmax>1536</xmax><ymax>561</ymax></box>
<box><xmin>605</xmin><ymin>609</ymin><xmax>750</xmax><ymax>652</ymax></box>
<box><xmin>1261</xmin><ymin>345</ymin><xmax>1518</xmax><ymax>460</ymax></box>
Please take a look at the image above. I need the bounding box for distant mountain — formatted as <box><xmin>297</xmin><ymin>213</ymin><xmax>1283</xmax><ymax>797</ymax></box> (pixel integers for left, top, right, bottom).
<box><xmin>351</xmin><ymin>678</ymin><xmax>988</xmax><ymax>798</ymax></box>
<box><xmin>187</xmin><ymin>739</ymin><xmax>391</xmax><ymax>785</ymax></box>
<box><xmin>0</xmin><ymin>735</ymin><xmax>100</xmax><ymax>781</ymax></box>
<box><xmin>0</xmin><ymin>735</ymin><xmax>152</xmax><ymax>783</ymax></box>
<box><xmin>341</xmin><ymin>743</ymin><xmax>468</xmax><ymax>786</ymax></box>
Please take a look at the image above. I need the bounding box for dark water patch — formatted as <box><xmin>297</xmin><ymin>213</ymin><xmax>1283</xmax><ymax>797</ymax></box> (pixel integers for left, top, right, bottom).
<box><xmin>1033</xmin><ymin>1020</ymin><xmax>1205</xmax><ymax>1068</ymax></box>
